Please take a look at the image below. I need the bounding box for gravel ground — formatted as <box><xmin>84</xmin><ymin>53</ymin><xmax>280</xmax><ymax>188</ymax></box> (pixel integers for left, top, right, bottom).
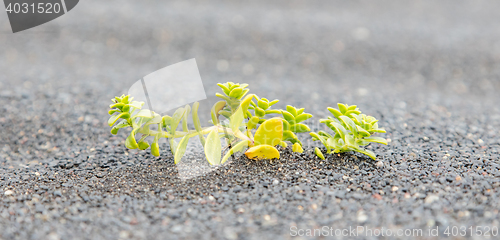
<box><xmin>1</xmin><ymin>0</ymin><xmax>500</xmax><ymax>239</ymax></box>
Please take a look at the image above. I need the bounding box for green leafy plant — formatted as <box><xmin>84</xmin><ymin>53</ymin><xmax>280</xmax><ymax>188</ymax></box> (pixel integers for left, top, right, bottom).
<box><xmin>281</xmin><ymin>105</ymin><xmax>312</xmax><ymax>145</ymax></box>
<box><xmin>107</xmin><ymin>82</ymin><xmax>312</xmax><ymax>165</ymax></box>
<box><xmin>107</xmin><ymin>83</ymin><xmax>388</xmax><ymax>164</ymax></box>
<box><xmin>310</xmin><ymin>103</ymin><xmax>388</xmax><ymax>160</ymax></box>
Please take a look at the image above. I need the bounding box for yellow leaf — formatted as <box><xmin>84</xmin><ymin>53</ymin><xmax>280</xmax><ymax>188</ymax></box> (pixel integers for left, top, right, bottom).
<box><xmin>292</xmin><ymin>143</ymin><xmax>304</xmax><ymax>153</ymax></box>
<box><xmin>314</xmin><ymin>147</ymin><xmax>325</xmax><ymax>160</ymax></box>
<box><xmin>245</xmin><ymin>144</ymin><xmax>280</xmax><ymax>160</ymax></box>
<box><xmin>253</xmin><ymin>117</ymin><xmax>283</xmax><ymax>146</ymax></box>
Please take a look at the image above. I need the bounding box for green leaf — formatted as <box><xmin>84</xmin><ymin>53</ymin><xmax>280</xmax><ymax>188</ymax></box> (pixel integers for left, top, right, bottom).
<box><xmin>211</xmin><ymin>101</ymin><xmax>226</xmax><ymax>125</ymax></box>
<box><xmin>162</xmin><ymin>116</ymin><xmax>172</xmax><ymax>129</ymax></box>
<box><xmin>170</xmin><ymin>139</ymin><xmax>178</xmax><ymax>155</ymax></box>
<box><xmin>344</xmin><ymin>134</ymin><xmax>357</xmax><ymax>149</ymax></box>
<box><xmin>110</xmin><ymin>102</ymin><xmax>125</xmax><ymax>109</ymax></box>
<box><xmin>363</xmin><ymin>137</ymin><xmax>388</xmax><ymax>145</ymax></box>
<box><xmin>345</xmin><ymin>110</ymin><xmax>361</xmax><ymax>117</ymax></box>
<box><xmin>221</xmin><ymin>140</ymin><xmax>249</xmax><ymax>164</ymax></box>
<box><xmin>268</xmin><ymin>99</ymin><xmax>279</xmax><ymax>106</ymax></box>
<box><xmin>265</xmin><ymin>109</ymin><xmax>281</xmax><ymax>115</ymax></box>
<box><xmin>120</xmin><ymin>112</ymin><xmax>130</xmax><ymax>118</ymax></box>
<box><xmin>217</xmin><ymin>83</ymin><xmax>231</xmax><ymax>95</ymax></box>
<box><xmin>356</xmin><ymin>139</ymin><xmax>370</xmax><ymax>146</ymax></box>
<box><xmin>108</xmin><ymin>112</ymin><xmax>129</xmax><ymax>127</ymax></box>
<box><xmin>215</xmin><ymin>93</ymin><xmax>231</xmax><ymax>102</ymax></box>
<box><xmin>229</xmin><ymin>87</ymin><xmax>243</xmax><ymax>98</ymax></box>
<box><xmin>255</xmin><ymin>107</ymin><xmax>266</xmax><ymax>117</ymax></box>
<box><xmin>182</xmin><ymin>105</ymin><xmax>191</xmax><ymax>132</ymax></box>
<box><xmin>205</xmin><ymin>129</ymin><xmax>222</xmax><ymax>165</ymax></box>
<box><xmin>310</xmin><ymin>132</ymin><xmax>328</xmax><ymax>148</ymax></box>
<box><xmin>338</xmin><ymin>103</ymin><xmax>348</xmax><ymax>114</ymax></box>
<box><xmin>170</xmin><ymin>107</ymin><xmax>185</xmax><ymax>136</ymax></box>
<box><xmin>347</xmin><ymin>105</ymin><xmax>357</xmax><ymax>111</ymax></box>
<box><xmin>219</xmin><ymin>110</ymin><xmax>232</xmax><ymax>119</ymax></box>
<box><xmin>151</xmin><ymin>141</ymin><xmax>160</xmax><ymax>157</ymax></box>
<box><xmin>122</xmin><ymin>105</ymin><xmax>130</xmax><ymax>112</ymax></box>
<box><xmin>122</xmin><ymin>95</ymin><xmax>129</xmax><ymax>104</ymax></box>
<box><xmin>327</xmin><ymin>107</ymin><xmax>343</xmax><ymax>119</ymax></box>
<box><xmin>290</xmin><ymin>123</ymin><xmax>310</xmax><ymax>133</ymax></box>
<box><xmin>319</xmin><ymin>118</ymin><xmax>332</xmax><ymax>124</ymax></box>
<box><xmin>125</xmin><ymin>129</ymin><xmax>139</xmax><ymax>149</ymax></box>
<box><xmin>370</xmin><ymin>129</ymin><xmax>387</xmax><ymax>133</ymax></box>
<box><xmin>295</xmin><ymin>113</ymin><xmax>312</xmax><ymax>123</ymax></box>
<box><xmin>370</xmin><ymin>120</ymin><xmax>379</xmax><ymax>128</ymax></box>
<box><xmin>314</xmin><ymin>147</ymin><xmax>325</xmax><ymax>160</ymax></box>
<box><xmin>326</xmin><ymin>137</ymin><xmax>343</xmax><ymax>149</ymax></box>
<box><xmin>228</xmin><ymin>83</ymin><xmax>238</xmax><ymax>91</ymax></box>
<box><xmin>230</xmin><ymin>106</ymin><xmax>245</xmax><ymax>134</ymax></box>
<box><xmin>339</xmin><ymin>116</ymin><xmax>358</xmax><ymax>136</ymax></box>
<box><xmin>328</xmin><ymin>121</ymin><xmax>348</xmax><ymax>140</ymax></box>
<box><xmin>110</xmin><ymin>128</ymin><xmax>119</xmax><ymax>135</ymax></box>
<box><xmin>283</xmin><ymin>130</ymin><xmax>298</xmax><ymax>142</ymax></box>
<box><xmin>297</xmin><ymin>108</ymin><xmax>305</xmax><ymax>115</ymax></box>
<box><xmin>108</xmin><ymin>109</ymin><xmax>119</xmax><ymax>115</ymax></box>
<box><xmin>240</xmin><ymin>94</ymin><xmax>255</xmax><ymax>113</ymax></box>
<box><xmin>356</xmin><ymin>125</ymin><xmax>371</xmax><ymax>137</ymax></box>
<box><xmin>282</xmin><ymin>119</ymin><xmax>290</xmax><ymax>131</ymax></box>
<box><xmin>286</xmin><ymin>105</ymin><xmax>297</xmax><ymax>116</ymax></box>
<box><xmin>351</xmin><ymin>114</ymin><xmax>363</xmax><ymax>125</ymax></box>
<box><xmin>258</xmin><ymin>100</ymin><xmax>269</xmax><ymax>110</ymax></box>
<box><xmin>174</xmin><ymin>135</ymin><xmax>190</xmax><ymax>164</ymax></box>
<box><xmin>107</xmin><ymin>114</ymin><xmax>121</xmax><ymax>127</ymax></box>
<box><xmin>138</xmin><ymin>141</ymin><xmax>150</xmax><ymax>150</ymax></box>
<box><xmin>240</xmin><ymin>89</ymin><xmax>250</xmax><ymax>99</ymax></box>
<box><xmin>355</xmin><ymin>148</ymin><xmax>376</xmax><ymax>160</ymax></box>
<box><xmin>250</xmin><ymin>100</ymin><xmax>257</xmax><ymax>108</ymax></box>
<box><xmin>318</xmin><ymin>131</ymin><xmax>334</xmax><ymax>139</ymax></box>
<box><xmin>281</xmin><ymin>111</ymin><xmax>295</xmax><ymax>124</ymax></box>
<box><xmin>192</xmin><ymin>102</ymin><xmax>205</xmax><ymax>146</ymax></box>
<box><xmin>248</xmin><ymin>116</ymin><xmax>260</xmax><ymax>129</ymax></box>
<box><xmin>110</xmin><ymin>120</ymin><xmax>130</xmax><ymax>135</ymax></box>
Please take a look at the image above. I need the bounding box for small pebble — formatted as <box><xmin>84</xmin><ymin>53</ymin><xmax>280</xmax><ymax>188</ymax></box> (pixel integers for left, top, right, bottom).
<box><xmin>425</xmin><ymin>195</ymin><xmax>440</xmax><ymax>204</ymax></box>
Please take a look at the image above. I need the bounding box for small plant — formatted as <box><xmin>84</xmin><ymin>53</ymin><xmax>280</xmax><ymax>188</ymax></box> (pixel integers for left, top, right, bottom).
<box><xmin>107</xmin><ymin>82</ymin><xmax>312</xmax><ymax>165</ymax></box>
<box><xmin>310</xmin><ymin>103</ymin><xmax>388</xmax><ymax>160</ymax></box>
<box><xmin>107</xmin><ymin>83</ymin><xmax>388</xmax><ymax>164</ymax></box>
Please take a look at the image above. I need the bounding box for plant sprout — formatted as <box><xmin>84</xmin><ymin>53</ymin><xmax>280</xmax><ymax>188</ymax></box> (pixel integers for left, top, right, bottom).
<box><xmin>310</xmin><ymin>103</ymin><xmax>388</xmax><ymax>160</ymax></box>
<box><xmin>108</xmin><ymin>82</ymin><xmax>312</xmax><ymax>165</ymax></box>
<box><xmin>107</xmin><ymin>83</ymin><xmax>388</xmax><ymax>165</ymax></box>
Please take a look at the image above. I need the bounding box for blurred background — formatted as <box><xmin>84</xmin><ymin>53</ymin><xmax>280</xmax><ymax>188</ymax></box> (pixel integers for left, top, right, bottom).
<box><xmin>1</xmin><ymin>0</ymin><xmax>500</xmax><ymax>161</ymax></box>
